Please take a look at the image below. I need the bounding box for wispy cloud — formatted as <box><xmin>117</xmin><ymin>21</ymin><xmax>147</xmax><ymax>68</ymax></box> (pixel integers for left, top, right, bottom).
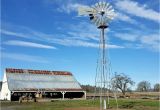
<box><xmin>107</xmin><ymin>44</ymin><xmax>124</xmax><ymax>49</ymax></box>
<box><xmin>115</xmin><ymin>12</ymin><xmax>138</xmax><ymax>24</ymax></box>
<box><xmin>68</xmin><ymin>22</ymin><xmax>99</xmax><ymax>41</ymax></box>
<box><xmin>43</xmin><ymin>36</ymin><xmax>124</xmax><ymax>49</ymax></box>
<box><xmin>2</xmin><ymin>52</ymin><xmax>49</xmax><ymax>63</ymax></box>
<box><xmin>44</xmin><ymin>0</ymin><xmax>89</xmax><ymax>14</ymax></box>
<box><xmin>1</xmin><ymin>22</ymin><xmax>123</xmax><ymax>49</ymax></box>
<box><xmin>56</xmin><ymin>1</ymin><xmax>139</xmax><ymax>26</ymax></box>
<box><xmin>140</xmin><ymin>34</ymin><xmax>159</xmax><ymax>45</ymax></box>
<box><xmin>140</xmin><ymin>34</ymin><xmax>160</xmax><ymax>51</ymax></box>
<box><xmin>57</xmin><ymin>3</ymin><xmax>87</xmax><ymax>14</ymax></box>
<box><xmin>114</xmin><ymin>32</ymin><xmax>159</xmax><ymax>52</ymax></box>
<box><xmin>4</xmin><ymin>40</ymin><xmax>57</xmax><ymax>49</ymax></box>
<box><xmin>114</xmin><ymin>33</ymin><xmax>139</xmax><ymax>41</ymax></box>
<box><xmin>1</xmin><ymin>29</ymin><xmax>28</xmax><ymax>38</ymax></box>
<box><xmin>115</xmin><ymin>0</ymin><xmax>160</xmax><ymax>23</ymax></box>
<box><xmin>1</xmin><ymin>28</ymin><xmax>48</xmax><ymax>41</ymax></box>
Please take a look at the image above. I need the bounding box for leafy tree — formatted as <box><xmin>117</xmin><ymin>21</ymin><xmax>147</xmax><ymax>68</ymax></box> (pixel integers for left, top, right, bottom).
<box><xmin>137</xmin><ymin>81</ymin><xmax>151</xmax><ymax>92</ymax></box>
<box><xmin>111</xmin><ymin>73</ymin><xmax>135</xmax><ymax>96</ymax></box>
<box><xmin>153</xmin><ymin>83</ymin><xmax>160</xmax><ymax>92</ymax></box>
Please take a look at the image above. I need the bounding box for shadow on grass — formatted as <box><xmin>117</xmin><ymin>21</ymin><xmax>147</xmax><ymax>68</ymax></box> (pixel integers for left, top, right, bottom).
<box><xmin>119</xmin><ymin>101</ymin><xmax>136</xmax><ymax>109</ymax></box>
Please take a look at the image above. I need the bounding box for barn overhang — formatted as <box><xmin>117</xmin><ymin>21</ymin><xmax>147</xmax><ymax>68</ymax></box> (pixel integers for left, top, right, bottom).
<box><xmin>10</xmin><ymin>90</ymin><xmax>86</xmax><ymax>101</ymax></box>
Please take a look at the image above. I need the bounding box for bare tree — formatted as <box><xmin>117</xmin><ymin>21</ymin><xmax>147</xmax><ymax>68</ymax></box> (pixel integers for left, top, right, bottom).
<box><xmin>111</xmin><ymin>73</ymin><xmax>134</xmax><ymax>96</ymax></box>
<box><xmin>137</xmin><ymin>81</ymin><xmax>151</xmax><ymax>92</ymax></box>
<box><xmin>153</xmin><ymin>83</ymin><xmax>160</xmax><ymax>92</ymax></box>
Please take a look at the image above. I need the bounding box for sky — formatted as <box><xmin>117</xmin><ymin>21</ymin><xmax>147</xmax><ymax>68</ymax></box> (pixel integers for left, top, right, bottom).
<box><xmin>1</xmin><ymin>0</ymin><xmax>159</xmax><ymax>89</ymax></box>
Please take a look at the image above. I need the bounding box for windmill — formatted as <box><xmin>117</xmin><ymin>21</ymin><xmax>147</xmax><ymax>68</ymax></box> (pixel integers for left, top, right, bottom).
<box><xmin>78</xmin><ymin>1</ymin><xmax>117</xmax><ymax>110</ymax></box>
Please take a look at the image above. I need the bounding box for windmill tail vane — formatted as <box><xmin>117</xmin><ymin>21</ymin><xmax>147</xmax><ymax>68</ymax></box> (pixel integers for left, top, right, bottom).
<box><xmin>78</xmin><ymin>6</ymin><xmax>93</xmax><ymax>16</ymax></box>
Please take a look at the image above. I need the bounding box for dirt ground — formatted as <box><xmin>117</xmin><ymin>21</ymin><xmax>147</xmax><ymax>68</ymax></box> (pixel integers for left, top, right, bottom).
<box><xmin>65</xmin><ymin>107</ymin><xmax>131</xmax><ymax>110</ymax></box>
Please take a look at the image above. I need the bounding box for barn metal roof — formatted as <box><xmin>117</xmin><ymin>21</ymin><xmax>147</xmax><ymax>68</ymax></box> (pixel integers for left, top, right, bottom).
<box><xmin>6</xmin><ymin>68</ymin><xmax>83</xmax><ymax>91</ymax></box>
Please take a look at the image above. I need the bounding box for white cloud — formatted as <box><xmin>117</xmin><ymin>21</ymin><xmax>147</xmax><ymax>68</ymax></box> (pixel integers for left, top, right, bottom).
<box><xmin>114</xmin><ymin>32</ymin><xmax>159</xmax><ymax>52</ymax></box>
<box><xmin>140</xmin><ymin>34</ymin><xmax>159</xmax><ymax>45</ymax></box>
<box><xmin>116</xmin><ymin>12</ymin><xmax>137</xmax><ymax>24</ymax></box>
<box><xmin>2</xmin><ymin>52</ymin><xmax>49</xmax><ymax>63</ymax></box>
<box><xmin>123</xmin><ymin>43</ymin><xmax>144</xmax><ymax>49</ymax></box>
<box><xmin>72</xmin><ymin>40</ymin><xmax>99</xmax><ymax>48</ymax></box>
<box><xmin>107</xmin><ymin>44</ymin><xmax>124</xmax><ymax>49</ymax></box>
<box><xmin>4</xmin><ymin>40</ymin><xmax>56</xmax><ymax>49</ymax></box>
<box><xmin>140</xmin><ymin>34</ymin><xmax>160</xmax><ymax>51</ymax></box>
<box><xmin>116</xmin><ymin>0</ymin><xmax>160</xmax><ymax>23</ymax></box>
<box><xmin>57</xmin><ymin>3</ymin><xmax>87</xmax><ymax>14</ymax></box>
<box><xmin>47</xmin><ymin>38</ymin><xmax>124</xmax><ymax>49</ymax></box>
<box><xmin>0</xmin><ymin>28</ymin><xmax>40</xmax><ymax>40</ymax></box>
<box><xmin>1</xmin><ymin>22</ymin><xmax>124</xmax><ymax>49</ymax></box>
<box><xmin>68</xmin><ymin>22</ymin><xmax>100</xmax><ymax>41</ymax></box>
<box><xmin>68</xmin><ymin>32</ymin><xmax>99</xmax><ymax>41</ymax></box>
<box><xmin>1</xmin><ymin>29</ymin><xmax>28</xmax><ymax>38</ymax></box>
<box><xmin>114</xmin><ymin>33</ymin><xmax>139</xmax><ymax>41</ymax></box>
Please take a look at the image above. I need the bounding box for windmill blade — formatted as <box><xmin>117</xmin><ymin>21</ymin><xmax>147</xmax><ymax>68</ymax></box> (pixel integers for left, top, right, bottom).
<box><xmin>95</xmin><ymin>17</ymin><xmax>102</xmax><ymax>27</ymax></box>
<box><xmin>101</xmin><ymin>17</ymin><xmax>105</xmax><ymax>25</ymax></box>
<box><xmin>95</xmin><ymin>17</ymin><xmax>100</xmax><ymax>26</ymax></box>
<box><xmin>109</xmin><ymin>9</ymin><xmax>115</xmax><ymax>13</ymax></box>
<box><xmin>95</xmin><ymin>2</ymin><xmax>101</xmax><ymax>10</ymax></box>
<box><xmin>107</xmin><ymin>5</ymin><xmax>113</xmax><ymax>12</ymax></box>
<box><xmin>78</xmin><ymin>1</ymin><xmax>116</xmax><ymax>27</ymax></box>
<box><xmin>91</xmin><ymin>16</ymin><xmax>98</xmax><ymax>23</ymax></box>
<box><xmin>106</xmin><ymin>11</ymin><xmax>115</xmax><ymax>16</ymax></box>
<box><xmin>95</xmin><ymin>3</ymin><xmax>99</xmax><ymax>8</ymax></box>
<box><xmin>105</xmin><ymin>3</ymin><xmax>110</xmax><ymax>10</ymax></box>
<box><xmin>98</xmin><ymin>2</ymin><xmax>103</xmax><ymax>10</ymax></box>
<box><xmin>99</xmin><ymin>2</ymin><xmax>102</xmax><ymax>8</ymax></box>
<box><xmin>102</xmin><ymin>2</ymin><xmax>107</xmax><ymax>10</ymax></box>
<box><xmin>107</xmin><ymin>12</ymin><xmax>116</xmax><ymax>16</ymax></box>
<box><xmin>107</xmin><ymin>11</ymin><xmax>116</xmax><ymax>18</ymax></box>
<box><xmin>104</xmin><ymin>15</ymin><xmax>114</xmax><ymax>21</ymax></box>
<box><xmin>106</xmin><ymin>8</ymin><xmax>114</xmax><ymax>12</ymax></box>
<box><xmin>92</xmin><ymin>4</ymin><xmax>101</xmax><ymax>14</ymax></box>
<box><xmin>104</xmin><ymin>16</ymin><xmax>110</xmax><ymax>23</ymax></box>
<box><xmin>78</xmin><ymin>6</ymin><xmax>93</xmax><ymax>16</ymax></box>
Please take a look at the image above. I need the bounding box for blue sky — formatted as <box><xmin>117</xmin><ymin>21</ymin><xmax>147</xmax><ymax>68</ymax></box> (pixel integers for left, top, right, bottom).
<box><xmin>1</xmin><ymin>0</ymin><xmax>159</xmax><ymax>89</ymax></box>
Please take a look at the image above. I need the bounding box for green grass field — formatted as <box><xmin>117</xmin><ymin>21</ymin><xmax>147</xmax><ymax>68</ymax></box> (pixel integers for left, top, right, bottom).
<box><xmin>1</xmin><ymin>99</ymin><xmax>159</xmax><ymax>110</ymax></box>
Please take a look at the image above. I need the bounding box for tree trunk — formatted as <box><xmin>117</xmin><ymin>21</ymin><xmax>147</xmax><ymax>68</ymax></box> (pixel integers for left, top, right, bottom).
<box><xmin>122</xmin><ymin>90</ymin><xmax>126</xmax><ymax>97</ymax></box>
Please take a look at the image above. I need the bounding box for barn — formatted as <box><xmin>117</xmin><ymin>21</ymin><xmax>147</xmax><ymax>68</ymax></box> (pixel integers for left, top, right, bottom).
<box><xmin>0</xmin><ymin>68</ymin><xmax>86</xmax><ymax>101</ymax></box>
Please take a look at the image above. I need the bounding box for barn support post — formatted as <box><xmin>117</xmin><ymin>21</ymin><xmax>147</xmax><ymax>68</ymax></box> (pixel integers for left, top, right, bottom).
<box><xmin>61</xmin><ymin>91</ymin><xmax>66</xmax><ymax>100</ymax></box>
<box><xmin>84</xmin><ymin>91</ymin><xmax>86</xmax><ymax>99</ymax></box>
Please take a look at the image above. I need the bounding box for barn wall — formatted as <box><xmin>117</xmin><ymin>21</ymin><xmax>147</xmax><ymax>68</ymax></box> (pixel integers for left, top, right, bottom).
<box><xmin>0</xmin><ymin>72</ymin><xmax>11</xmax><ymax>100</ymax></box>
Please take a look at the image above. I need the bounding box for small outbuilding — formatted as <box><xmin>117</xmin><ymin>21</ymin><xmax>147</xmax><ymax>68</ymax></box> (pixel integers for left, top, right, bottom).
<box><xmin>0</xmin><ymin>68</ymin><xmax>86</xmax><ymax>101</ymax></box>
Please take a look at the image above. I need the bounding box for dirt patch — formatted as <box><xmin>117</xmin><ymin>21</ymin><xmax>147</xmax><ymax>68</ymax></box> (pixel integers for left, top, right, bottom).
<box><xmin>133</xmin><ymin>106</ymin><xmax>159</xmax><ymax>110</ymax></box>
<box><xmin>65</xmin><ymin>107</ymin><xmax>98</xmax><ymax>110</ymax></box>
<box><xmin>64</xmin><ymin>107</ymin><xmax>132</xmax><ymax>110</ymax></box>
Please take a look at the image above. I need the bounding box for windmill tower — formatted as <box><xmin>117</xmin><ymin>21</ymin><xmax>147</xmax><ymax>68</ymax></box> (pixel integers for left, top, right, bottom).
<box><xmin>78</xmin><ymin>1</ymin><xmax>117</xmax><ymax>110</ymax></box>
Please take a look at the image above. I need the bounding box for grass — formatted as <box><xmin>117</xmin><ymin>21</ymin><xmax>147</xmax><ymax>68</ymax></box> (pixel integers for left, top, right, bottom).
<box><xmin>1</xmin><ymin>99</ymin><xmax>160</xmax><ymax>110</ymax></box>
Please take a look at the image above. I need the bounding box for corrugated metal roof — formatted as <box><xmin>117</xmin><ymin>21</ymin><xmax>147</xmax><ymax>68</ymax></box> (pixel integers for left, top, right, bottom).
<box><xmin>6</xmin><ymin>68</ymin><xmax>82</xmax><ymax>91</ymax></box>
<box><xmin>6</xmin><ymin>68</ymin><xmax>72</xmax><ymax>75</ymax></box>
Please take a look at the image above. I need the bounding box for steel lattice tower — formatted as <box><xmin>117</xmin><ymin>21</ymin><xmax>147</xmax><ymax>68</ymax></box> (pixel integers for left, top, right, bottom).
<box><xmin>78</xmin><ymin>1</ymin><xmax>118</xmax><ymax>110</ymax></box>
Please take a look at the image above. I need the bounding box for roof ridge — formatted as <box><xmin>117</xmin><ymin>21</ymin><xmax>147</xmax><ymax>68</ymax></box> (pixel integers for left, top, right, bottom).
<box><xmin>6</xmin><ymin>68</ymin><xmax>72</xmax><ymax>75</ymax></box>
